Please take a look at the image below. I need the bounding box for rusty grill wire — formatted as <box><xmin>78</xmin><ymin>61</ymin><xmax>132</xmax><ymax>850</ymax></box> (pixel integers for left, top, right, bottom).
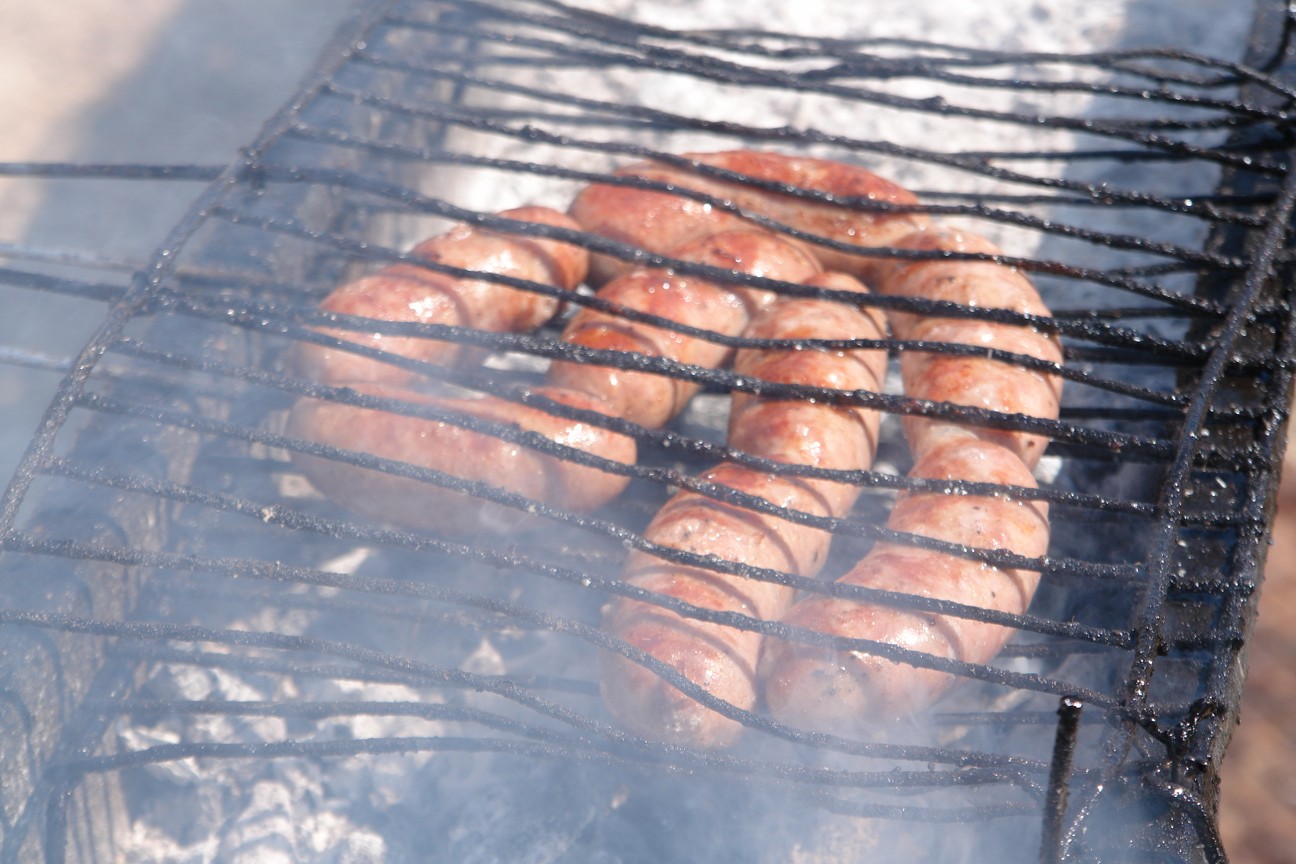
<box><xmin>1</xmin><ymin>0</ymin><xmax>1294</xmax><ymax>861</ymax></box>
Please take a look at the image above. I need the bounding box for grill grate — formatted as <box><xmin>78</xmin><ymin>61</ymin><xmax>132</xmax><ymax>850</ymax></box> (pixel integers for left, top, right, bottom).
<box><xmin>1</xmin><ymin>0</ymin><xmax>1293</xmax><ymax>861</ymax></box>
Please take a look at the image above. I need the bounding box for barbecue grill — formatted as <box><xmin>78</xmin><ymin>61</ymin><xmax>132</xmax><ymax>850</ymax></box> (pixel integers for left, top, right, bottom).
<box><xmin>1</xmin><ymin>0</ymin><xmax>1291</xmax><ymax>861</ymax></box>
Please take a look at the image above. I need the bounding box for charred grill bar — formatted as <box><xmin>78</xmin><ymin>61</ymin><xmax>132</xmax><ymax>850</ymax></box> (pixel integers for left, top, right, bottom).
<box><xmin>1</xmin><ymin>0</ymin><xmax>1293</xmax><ymax>860</ymax></box>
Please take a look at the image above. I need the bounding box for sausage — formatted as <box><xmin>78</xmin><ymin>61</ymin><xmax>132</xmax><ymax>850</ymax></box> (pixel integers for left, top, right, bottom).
<box><xmin>569</xmin><ymin>151</ymin><xmax>929</xmax><ymax>285</ymax></box>
<box><xmin>296</xmin><ymin>206</ymin><xmax>588</xmax><ymax>389</ymax></box>
<box><xmin>599</xmin><ymin>272</ymin><xmax>888</xmax><ymax>747</ymax></box>
<box><xmin>759</xmin><ymin>226</ymin><xmax>1061</xmax><ymax>735</ymax></box>
<box><xmin>290</xmin><ymin>226</ymin><xmax>822</xmax><ymax>533</ymax></box>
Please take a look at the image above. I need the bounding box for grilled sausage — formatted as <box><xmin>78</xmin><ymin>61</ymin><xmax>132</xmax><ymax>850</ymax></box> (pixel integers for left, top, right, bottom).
<box><xmin>760</xmin><ymin>226</ymin><xmax>1061</xmax><ymax>735</ymax></box>
<box><xmin>569</xmin><ymin>151</ymin><xmax>929</xmax><ymax>285</ymax></box>
<box><xmin>599</xmin><ymin>272</ymin><xmax>888</xmax><ymax>747</ymax></box>
<box><xmin>290</xmin><ymin>225</ymin><xmax>822</xmax><ymax>533</ymax></box>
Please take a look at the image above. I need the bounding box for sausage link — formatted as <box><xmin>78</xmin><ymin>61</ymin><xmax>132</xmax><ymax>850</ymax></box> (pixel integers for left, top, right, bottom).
<box><xmin>599</xmin><ymin>272</ymin><xmax>887</xmax><ymax>747</ymax></box>
<box><xmin>296</xmin><ymin>206</ymin><xmax>588</xmax><ymax>389</ymax></box>
<box><xmin>569</xmin><ymin>151</ymin><xmax>928</xmax><ymax>285</ymax></box>
<box><xmin>760</xmin><ymin>226</ymin><xmax>1061</xmax><ymax>734</ymax></box>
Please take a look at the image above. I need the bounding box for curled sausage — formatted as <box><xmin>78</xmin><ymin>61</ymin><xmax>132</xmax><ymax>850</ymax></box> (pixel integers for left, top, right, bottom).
<box><xmin>599</xmin><ymin>272</ymin><xmax>888</xmax><ymax>747</ymax></box>
<box><xmin>296</xmin><ymin>206</ymin><xmax>588</xmax><ymax>389</ymax></box>
<box><xmin>569</xmin><ymin>151</ymin><xmax>929</xmax><ymax>285</ymax></box>
<box><xmin>760</xmin><ymin>226</ymin><xmax>1061</xmax><ymax>735</ymax></box>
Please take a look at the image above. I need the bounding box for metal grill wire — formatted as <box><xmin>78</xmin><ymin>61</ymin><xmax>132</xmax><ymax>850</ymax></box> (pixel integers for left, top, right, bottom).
<box><xmin>0</xmin><ymin>0</ymin><xmax>1293</xmax><ymax>860</ymax></box>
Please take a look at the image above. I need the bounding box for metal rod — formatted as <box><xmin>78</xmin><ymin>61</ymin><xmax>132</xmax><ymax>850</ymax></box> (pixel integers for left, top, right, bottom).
<box><xmin>1040</xmin><ymin>696</ymin><xmax>1084</xmax><ymax>864</ymax></box>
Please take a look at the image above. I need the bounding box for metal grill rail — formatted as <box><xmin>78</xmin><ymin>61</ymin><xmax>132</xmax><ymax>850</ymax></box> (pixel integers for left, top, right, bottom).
<box><xmin>1</xmin><ymin>0</ymin><xmax>1293</xmax><ymax>861</ymax></box>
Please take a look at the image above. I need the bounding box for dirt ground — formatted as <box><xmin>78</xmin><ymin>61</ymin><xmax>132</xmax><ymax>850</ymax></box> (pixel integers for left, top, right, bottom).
<box><xmin>1217</xmin><ymin>428</ymin><xmax>1296</xmax><ymax>864</ymax></box>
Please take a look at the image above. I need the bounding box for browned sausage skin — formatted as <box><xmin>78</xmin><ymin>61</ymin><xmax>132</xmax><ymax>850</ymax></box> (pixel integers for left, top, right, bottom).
<box><xmin>760</xmin><ymin>226</ymin><xmax>1061</xmax><ymax>735</ymax></box>
<box><xmin>569</xmin><ymin>151</ymin><xmax>929</xmax><ymax>285</ymax></box>
<box><xmin>599</xmin><ymin>272</ymin><xmax>888</xmax><ymax>747</ymax></box>
<box><xmin>761</xmin><ymin>438</ymin><xmax>1049</xmax><ymax>730</ymax></box>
